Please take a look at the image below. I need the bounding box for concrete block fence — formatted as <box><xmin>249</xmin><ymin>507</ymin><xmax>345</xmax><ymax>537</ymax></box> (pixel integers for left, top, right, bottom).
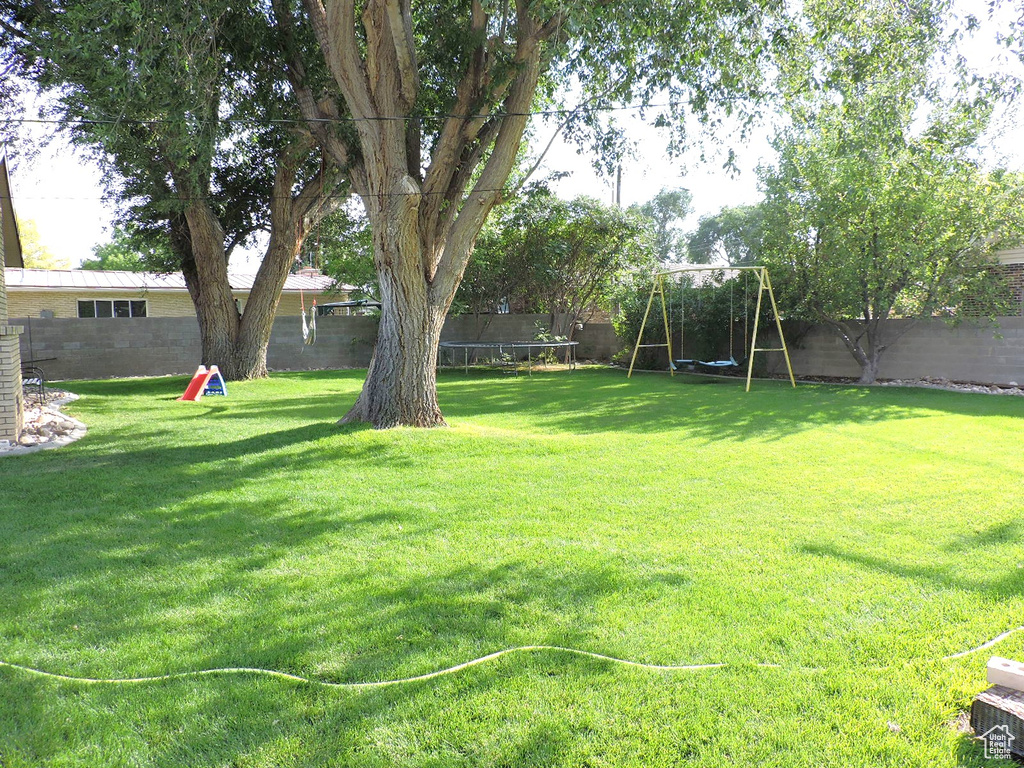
<box><xmin>762</xmin><ymin>317</ymin><xmax>1024</xmax><ymax>385</ymax></box>
<box><xmin>12</xmin><ymin>313</ymin><xmax>622</xmax><ymax>381</ymax></box>
<box><xmin>12</xmin><ymin>310</ymin><xmax>1024</xmax><ymax>385</ymax></box>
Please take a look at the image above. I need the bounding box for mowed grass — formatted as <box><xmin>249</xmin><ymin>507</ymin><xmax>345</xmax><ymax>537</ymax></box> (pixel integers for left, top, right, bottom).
<box><xmin>1</xmin><ymin>368</ymin><xmax>1022</xmax><ymax>767</ymax></box>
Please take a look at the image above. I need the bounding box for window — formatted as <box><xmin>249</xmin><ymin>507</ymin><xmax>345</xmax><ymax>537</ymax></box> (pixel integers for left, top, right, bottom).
<box><xmin>78</xmin><ymin>299</ymin><xmax>148</xmax><ymax>318</ymax></box>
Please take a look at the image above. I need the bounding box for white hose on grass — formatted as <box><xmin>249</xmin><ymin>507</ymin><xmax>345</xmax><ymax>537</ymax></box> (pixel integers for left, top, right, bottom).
<box><xmin>1</xmin><ymin>626</ymin><xmax>1021</xmax><ymax>689</ymax></box>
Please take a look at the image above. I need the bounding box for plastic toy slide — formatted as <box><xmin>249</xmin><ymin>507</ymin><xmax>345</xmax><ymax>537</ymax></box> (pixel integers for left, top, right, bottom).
<box><xmin>178</xmin><ymin>365</ymin><xmax>227</xmax><ymax>401</ymax></box>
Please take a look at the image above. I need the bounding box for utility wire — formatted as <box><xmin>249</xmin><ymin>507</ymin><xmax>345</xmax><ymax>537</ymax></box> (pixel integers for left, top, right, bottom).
<box><xmin>0</xmin><ymin>101</ymin><xmax>684</xmax><ymax>127</ymax></box>
<box><xmin>0</xmin><ymin>185</ymin><xmax>563</xmax><ymax>202</ymax></box>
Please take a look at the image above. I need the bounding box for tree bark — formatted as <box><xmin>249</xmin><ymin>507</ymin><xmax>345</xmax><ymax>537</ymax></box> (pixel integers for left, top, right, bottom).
<box><xmin>340</xmin><ymin>175</ymin><xmax>450</xmax><ymax>427</ymax></box>
<box><xmin>823</xmin><ymin>317</ymin><xmax>887</xmax><ymax>385</ymax></box>
<box><xmin>340</xmin><ymin>288</ymin><xmax>448</xmax><ymax>428</ymax></box>
<box><xmin>857</xmin><ymin>352</ymin><xmax>882</xmax><ymax>385</ymax></box>
<box><xmin>304</xmin><ymin>0</ymin><xmax>556</xmax><ymax>427</ymax></box>
<box><xmin>177</xmin><ymin>196</ymin><xmax>246</xmax><ymax>376</ymax></box>
<box><xmin>174</xmin><ymin>138</ymin><xmax>336</xmax><ymax>381</ymax></box>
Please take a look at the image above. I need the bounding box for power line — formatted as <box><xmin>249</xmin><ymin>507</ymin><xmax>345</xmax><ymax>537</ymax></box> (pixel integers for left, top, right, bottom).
<box><xmin>0</xmin><ymin>101</ymin><xmax>683</xmax><ymax>128</ymax></box>
<box><xmin>0</xmin><ymin>185</ymin><xmax>547</xmax><ymax>203</ymax></box>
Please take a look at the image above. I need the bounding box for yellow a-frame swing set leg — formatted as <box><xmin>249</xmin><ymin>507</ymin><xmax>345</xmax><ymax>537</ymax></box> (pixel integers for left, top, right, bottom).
<box><xmin>627</xmin><ymin>273</ymin><xmax>674</xmax><ymax>378</ymax></box>
<box><xmin>745</xmin><ymin>268</ymin><xmax>796</xmax><ymax>391</ymax></box>
<box><xmin>627</xmin><ymin>266</ymin><xmax>797</xmax><ymax>391</ymax></box>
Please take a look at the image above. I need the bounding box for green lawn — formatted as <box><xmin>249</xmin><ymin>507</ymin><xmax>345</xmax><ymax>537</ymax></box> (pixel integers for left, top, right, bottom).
<box><xmin>1</xmin><ymin>368</ymin><xmax>1022</xmax><ymax>767</ymax></box>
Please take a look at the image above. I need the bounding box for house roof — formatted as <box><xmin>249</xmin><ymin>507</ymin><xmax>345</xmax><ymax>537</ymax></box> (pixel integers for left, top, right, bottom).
<box><xmin>4</xmin><ymin>268</ymin><xmax>350</xmax><ymax>293</ymax></box>
<box><xmin>0</xmin><ymin>150</ymin><xmax>24</xmax><ymax>269</ymax></box>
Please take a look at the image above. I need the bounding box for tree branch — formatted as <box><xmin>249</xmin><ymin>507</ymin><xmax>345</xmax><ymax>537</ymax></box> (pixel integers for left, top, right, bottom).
<box><xmin>273</xmin><ymin>0</ymin><xmax>366</xmax><ymax>195</ymax></box>
<box><xmin>385</xmin><ymin>0</ymin><xmax>418</xmax><ymax>109</ymax></box>
<box><xmin>303</xmin><ymin>0</ymin><xmax>375</xmax><ymax>121</ymax></box>
<box><xmin>431</xmin><ymin>8</ymin><xmax>555</xmax><ymax>303</ymax></box>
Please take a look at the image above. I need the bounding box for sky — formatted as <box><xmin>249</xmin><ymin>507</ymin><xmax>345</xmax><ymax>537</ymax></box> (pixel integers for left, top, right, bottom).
<box><xmin>3</xmin><ymin>107</ymin><xmax>777</xmax><ymax>269</ymax></box>
<box><xmin>6</xmin><ymin>1</ymin><xmax>1024</xmax><ymax>269</ymax></box>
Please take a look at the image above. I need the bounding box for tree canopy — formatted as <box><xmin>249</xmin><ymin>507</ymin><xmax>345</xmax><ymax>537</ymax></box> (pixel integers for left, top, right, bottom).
<box><xmin>79</xmin><ymin>226</ymin><xmax>174</xmax><ymax>272</ymax></box>
<box><xmin>3</xmin><ymin>0</ymin><xmax>346</xmax><ymax>378</ymax></box>
<box><xmin>17</xmin><ymin>216</ymin><xmax>70</xmax><ymax>269</ymax></box>
<box><xmin>634</xmin><ymin>188</ymin><xmax>692</xmax><ymax>265</ymax></box>
<box><xmin>457</xmin><ymin>187</ymin><xmax>654</xmax><ymax>339</ymax></box>
<box><xmin>758</xmin><ymin>0</ymin><xmax>1024</xmax><ymax>384</ymax></box>
<box><xmin>687</xmin><ymin>205</ymin><xmax>763</xmax><ymax>266</ymax></box>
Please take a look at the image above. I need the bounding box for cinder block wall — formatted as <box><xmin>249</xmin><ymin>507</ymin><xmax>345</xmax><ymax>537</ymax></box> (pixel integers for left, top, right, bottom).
<box><xmin>268</xmin><ymin>315</ymin><xmax>379</xmax><ymax>371</ymax></box>
<box><xmin>440</xmin><ymin>314</ymin><xmax>623</xmax><ymax>360</ymax></box>
<box><xmin>763</xmin><ymin>318</ymin><xmax>1024</xmax><ymax>385</ymax></box>
<box><xmin>12</xmin><ymin>307</ymin><xmax>1024</xmax><ymax>386</ymax></box>
<box><xmin>16</xmin><ymin>316</ymin><xmax>203</xmax><ymax>380</ymax></box>
<box><xmin>11</xmin><ymin>312</ymin><xmax>626</xmax><ymax>381</ymax></box>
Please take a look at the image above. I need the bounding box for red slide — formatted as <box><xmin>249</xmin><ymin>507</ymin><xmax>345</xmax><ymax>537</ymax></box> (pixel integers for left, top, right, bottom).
<box><xmin>178</xmin><ymin>366</ymin><xmax>214</xmax><ymax>402</ymax></box>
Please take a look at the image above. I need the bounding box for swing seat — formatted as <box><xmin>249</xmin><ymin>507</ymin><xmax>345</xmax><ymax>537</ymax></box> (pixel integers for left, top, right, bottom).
<box><xmin>696</xmin><ymin>357</ymin><xmax>739</xmax><ymax>368</ymax></box>
<box><xmin>672</xmin><ymin>359</ymin><xmax>696</xmax><ymax>369</ymax></box>
<box><xmin>695</xmin><ymin>356</ymin><xmax>747</xmax><ymax>371</ymax></box>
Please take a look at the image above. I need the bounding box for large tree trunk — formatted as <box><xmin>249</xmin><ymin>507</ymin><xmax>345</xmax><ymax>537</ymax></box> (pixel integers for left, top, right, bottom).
<box><xmin>176</xmin><ymin>137</ymin><xmax>331</xmax><ymax>381</ymax></box>
<box><xmin>341</xmin><ymin>282</ymin><xmax>448</xmax><ymax>428</ymax></box>
<box><xmin>178</xmin><ymin>199</ymin><xmax>247</xmax><ymax>377</ymax></box>
<box><xmin>341</xmin><ymin>186</ymin><xmax>450</xmax><ymax>427</ymax></box>
<box><xmin>856</xmin><ymin>349</ymin><xmax>882</xmax><ymax>385</ymax></box>
<box><xmin>230</xmin><ymin>231</ymin><xmax>305</xmax><ymax>380</ymax></box>
<box><xmin>297</xmin><ymin>0</ymin><xmax>553</xmax><ymax>427</ymax></box>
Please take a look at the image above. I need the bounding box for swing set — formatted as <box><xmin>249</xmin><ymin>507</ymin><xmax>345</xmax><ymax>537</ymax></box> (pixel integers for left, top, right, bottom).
<box><xmin>627</xmin><ymin>266</ymin><xmax>796</xmax><ymax>391</ymax></box>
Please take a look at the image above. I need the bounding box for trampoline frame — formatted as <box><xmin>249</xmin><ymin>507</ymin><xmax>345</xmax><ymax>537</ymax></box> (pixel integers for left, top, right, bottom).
<box><xmin>438</xmin><ymin>340</ymin><xmax>578</xmax><ymax>376</ymax></box>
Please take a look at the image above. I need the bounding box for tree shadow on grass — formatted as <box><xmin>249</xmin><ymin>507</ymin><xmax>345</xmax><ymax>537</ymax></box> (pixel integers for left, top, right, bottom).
<box><xmin>435</xmin><ymin>369</ymin><xmax>1024</xmax><ymax>442</ymax></box>
<box><xmin>0</xmin><ymin>551</ymin><xmax>658</xmax><ymax>766</ymax></box>
<box><xmin>58</xmin><ymin>368</ymin><xmax>1024</xmax><ymax>448</ymax></box>
<box><xmin>800</xmin><ymin>541</ymin><xmax>1024</xmax><ymax>600</ymax></box>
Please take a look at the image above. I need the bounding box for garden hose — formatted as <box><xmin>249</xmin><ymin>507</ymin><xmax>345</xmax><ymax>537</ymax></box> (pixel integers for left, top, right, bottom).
<box><xmin>1</xmin><ymin>625</ymin><xmax>1021</xmax><ymax>690</ymax></box>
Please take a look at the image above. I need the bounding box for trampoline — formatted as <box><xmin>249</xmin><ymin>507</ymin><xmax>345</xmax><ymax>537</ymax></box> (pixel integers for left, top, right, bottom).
<box><xmin>439</xmin><ymin>340</ymin><xmax>579</xmax><ymax>376</ymax></box>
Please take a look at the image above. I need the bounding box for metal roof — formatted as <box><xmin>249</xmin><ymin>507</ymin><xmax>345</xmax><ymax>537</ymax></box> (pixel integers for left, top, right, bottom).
<box><xmin>4</xmin><ymin>268</ymin><xmax>349</xmax><ymax>292</ymax></box>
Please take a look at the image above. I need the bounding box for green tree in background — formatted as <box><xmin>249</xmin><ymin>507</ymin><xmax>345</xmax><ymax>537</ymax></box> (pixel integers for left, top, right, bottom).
<box><xmin>634</xmin><ymin>187</ymin><xmax>692</xmax><ymax>264</ymax></box>
<box><xmin>17</xmin><ymin>217</ymin><xmax>70</xmax><ymax>269</ymax></box>
<box><xmin>687</xmin><ymin>205</ymin><xmax>764</xmax><ymax>266</ymax></box>
<box><xmin>301</xmin><ymin>203</ymin><xmax>376</xmax><ymax>299</ymax></box>
<box><xmin>459</xmin><ymin>188</ymin><xmax>654</xmax><ymax>342</ymax></box>
<box><xmin>79</xmin><ymin>226</ymin><xmax>175</xmax><ymax>272</ymax></box>
<box><xmin>759</xmin><ymin>0</ymin><xmax>1023</xmax><ymax>385</ymax></box>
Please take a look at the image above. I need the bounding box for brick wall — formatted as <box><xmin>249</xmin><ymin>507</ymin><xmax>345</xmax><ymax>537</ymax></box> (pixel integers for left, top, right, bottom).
<box><xmin>0</xmin><ymin>241</ymin><xmax>24</xmax><ymax>442</ymax></box>
<box><xmin>1001</xmin><ymin>263</ymin><xmax>1024</xmax><ymax>316</ymax></box>
<box><xmin>0</xmin><ymin>249</ymin><xmax>6</xmax><ymax>322</ymax></box>
<box><xmin>0</xmin><ymin>331</ymin><xmax>23</xmax><ymax>440</ymax></box>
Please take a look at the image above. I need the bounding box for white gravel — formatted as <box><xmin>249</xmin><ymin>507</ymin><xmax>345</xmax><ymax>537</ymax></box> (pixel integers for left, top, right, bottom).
<box><xmin>0</xmin><ymin>389</ymin><xmax>87</xmax><ymax>458</ymax></box>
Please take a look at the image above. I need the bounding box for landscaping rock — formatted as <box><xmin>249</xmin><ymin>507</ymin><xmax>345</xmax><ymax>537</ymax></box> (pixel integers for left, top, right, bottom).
<box><xmin>0</xmin><ymin>389</ymin><xmax>87</xmax><ymax>458</ymax></box>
